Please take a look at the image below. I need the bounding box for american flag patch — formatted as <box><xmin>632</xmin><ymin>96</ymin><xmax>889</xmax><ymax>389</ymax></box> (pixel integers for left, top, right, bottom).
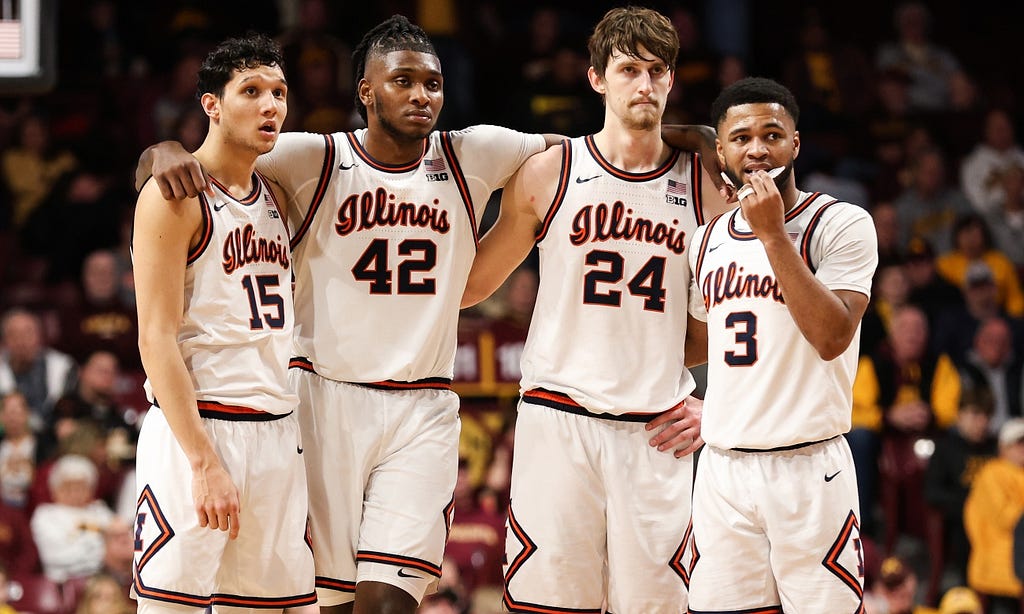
<box><xmin>667</xmin><ymin>179</ymin><xmax>687</xmax><ymax>195</ymax></box>
<box><xmin>788</xmin><ymin>232</ymin><xmax>800</xmax><ymax>244</ymax></box>
<box><xmin>424</xmin><ymin>158</ymin><xmax>445</xmax><ymax>172</ymax></box>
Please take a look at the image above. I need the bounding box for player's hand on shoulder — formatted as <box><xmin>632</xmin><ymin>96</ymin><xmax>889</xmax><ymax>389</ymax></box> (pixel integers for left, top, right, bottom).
<box><xmin>151</xmin><ymin>141</ymin><xmax>211</xmax><ymax>200</ymax></box>
<box><xmin>646</xmin><ymin>396</ymin><xmax>704</xmax><ymax>459</ymax></box>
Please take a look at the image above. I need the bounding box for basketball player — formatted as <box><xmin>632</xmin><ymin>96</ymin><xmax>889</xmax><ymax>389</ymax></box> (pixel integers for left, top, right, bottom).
<box><xmin>686</xmin><ymin>77</ymin><xmax>878</xmax><ymax>612</ymax></box>
<box><xmin>132</xmin><ymin>34</ymin><xmax>315</xmax><ymax>613</ymax></box>
<box><xmin>460</xmin><ymin>8</ymin><xmax>728</xmax><ymax>613</ymax></box>
<box><xmin>137</xmin><ymin>16</ymin><xmax>566</xmax><ymax>614</ymax></box>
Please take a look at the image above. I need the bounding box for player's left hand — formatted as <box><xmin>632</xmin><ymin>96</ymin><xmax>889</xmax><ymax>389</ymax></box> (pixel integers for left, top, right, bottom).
<box><xmin>646</xmin><ymin>395</ymin><xmax>704</xmax><ymax>458</ymax></box>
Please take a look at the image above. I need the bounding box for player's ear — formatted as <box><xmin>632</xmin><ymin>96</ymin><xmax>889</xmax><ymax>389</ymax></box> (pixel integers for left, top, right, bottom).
<box><xmin>587</xmin><ymin>66</ymin><xmax>606</xmax><ymax>95</ymax></box>
<box><xmin>792</xmin><ymin>130</ymin><xmax>800</xmax><ymax>160</ymax></box>
<box><xmin>358</xmin><ymin>79</ymin><xmax>373</xmax><ymax>108</ymax></box>
<box><xmin>200</xmin><ymin>92</ymin><xmax>220</xmax><ymax>121</ymax></box>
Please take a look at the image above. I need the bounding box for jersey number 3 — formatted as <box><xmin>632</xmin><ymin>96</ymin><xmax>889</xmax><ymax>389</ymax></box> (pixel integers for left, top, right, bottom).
<box><xmin>725</xmin><ymin>311</ymin><xmax>757</xmax><ymax>366</ymax></box>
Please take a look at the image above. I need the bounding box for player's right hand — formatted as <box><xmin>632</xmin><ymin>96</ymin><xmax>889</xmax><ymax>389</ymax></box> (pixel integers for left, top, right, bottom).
<box><xmin>192</xmin><ymin>463</ymin><xmax>241</xmax><ymax>540</ymax></box>
<box><xmin>152</xmin><ymin>141</ymin><xmax>212</xmax><ymax>200</ymax></box>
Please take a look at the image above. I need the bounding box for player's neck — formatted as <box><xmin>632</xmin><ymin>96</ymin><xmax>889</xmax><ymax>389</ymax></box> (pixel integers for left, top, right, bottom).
<box><xmin>592</xmin><ymin>123</ymin><xmax>669</xmax><ymax>173</ymax></box>
<box><xmin>194</xmin><ymin>140</ymin><xmax>258</xmax><ymax>197</ymax></box>
<box><xmin>362</xmin><ymin>126</ymin><xmax>428</xmax><ymax>166</ymax></box>
<box><xmin>780</xmin><ymin>182</ymin><xmax>803</xmax><ymax>213</ymax></box>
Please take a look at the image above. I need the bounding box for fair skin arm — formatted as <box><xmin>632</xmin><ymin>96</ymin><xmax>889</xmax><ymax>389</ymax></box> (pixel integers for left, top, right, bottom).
<box><xmin>740</xmin><ymin>170</ymin><xmax>869</xmax><ymax>360</ymax></box>
<box><xmin>133</xmin><ymin>181</ymin><xmax>241</xmax><ymax>539</ymax></box>
<box><xmin>460</xmin><ymin>146</ymin><xmax>560</xmax><ymax>308</ymax></box>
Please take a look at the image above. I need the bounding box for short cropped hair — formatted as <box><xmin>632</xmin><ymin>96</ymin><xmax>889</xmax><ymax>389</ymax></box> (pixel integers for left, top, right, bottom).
<box><xmin>710</xmin><ymin>77</ymin><xmax>800</xmax><ymax>130</ymax></box>
<box><xmin>196</xmin><ymin>32</ymin><xmax>284</xmax><ymax>100</ymax></box>
<box><xmin>352</xmin><ymin>15</ymin><xmax>437</xmax><ymax>123</ymax></box>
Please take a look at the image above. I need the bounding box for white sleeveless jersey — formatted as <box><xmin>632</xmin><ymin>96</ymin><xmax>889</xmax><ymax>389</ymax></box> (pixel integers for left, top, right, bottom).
<box><xmin>144</xmin><ymin>173</ymin><xmax>297</xmax><ymax>415</ymax></box>
<box><xmin>258</xmin><ymin>126</ymin><xmax>546</xmax><ymax>384</ymax></box>
<box><xmin>520</xmin><ymin>136</ymin><xmax>706</xmax><ymax>415</ymax></box>
<box><xmin>689</xmin><ymin>191</ymin><xmax>878</xmax><ymax>449</ymax></box>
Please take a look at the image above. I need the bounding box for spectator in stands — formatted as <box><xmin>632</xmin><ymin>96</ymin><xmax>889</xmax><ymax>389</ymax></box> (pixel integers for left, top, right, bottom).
<box><xmin>0</xmin><ymin>113</ymin><xmax>77</xmax><ymax>231</ymax></box>
<box><xmin>960</xmin><ymin>109</ymin><xmax>1024</xmax><ymax>216</ymax></box>
<box><xmin>924</xmin><ymin>388</ymin><xmax>998</xmax><ymax>587</ymax></box>
<box><xmin>861</xmin><ymin>260</ymin><xmax>912</xmax><ymax>356</ymax></box>
<box><xmin>30</xmin><ymin>454</ymin><xmax>114</xmax><ymax>582</ymax></box>
<box><xmin>964</xmin><ymin>418</ymin><xmax>1024</xmax><ymax>613</ymax></box>
<box><xmin>904</xmin><ymin>237</ymin><xmax>964</xmax><ymax>325</ymax></box>
<box><xmin>851</xmin><ymin>305</ymin><xmax>961</xmax><ymax>539</ymax></box>
<box><xmin>958</xmin><ymin>317</ymin><xmax>1024</xmax><ymax>431</ymax></box>
<box><xmin>937</xmin><ymin>586</ymin><xmax>983</xmax><ymax>614</ymax></box>
<box><xmin>0</xmin><ymin>498</ymin><xmax>39</xmax><ymax>576</ymax></box>
<box><xmin>895</xmin><ymin>147</ymin><xmax>973</xmax><ymax>254</ymax></box>
<box><xmin>57</xmin><ymin>249</ymin><xmax>139</xmax><ymax>369</ymax></box>
<box><xmin>0</xmin><ymin>308</ymin><xmax>77</xmax><ymax>430</ymax></box>
<box><xmin>935</xmin><ymin>214</ymin><xmax>1024</xmax><ymax>317</ymax></box>
<box><xmin>73</xmin><ymin>571</ymin><xmax>133</xmax><ymax>614</ymax></box>
<box><xmin>49</xmin><ymin>350</ymin><xmax>132</xmax><ymax>451</ymax></box>
<box><xmin>873</xmin><ymin>201</ymin><xmax>904</xmax><ymax>268</ymax></box>
<box><xmin>876</xmin><ymin>2</ymin><xmax>962</xmax><ymax>113</ymax></box>
<box><xmin>863</xmin><ymin>555</ymin><xmax>935</xmax><ymax>614</ymax></box>
<box><xmin>0</xmin><ymin>391</ymin><xmax>38</xmax><ymax>509</ymax></box>
<box><xmin>983</xmin><ymin>164</ymin><xmax>1024</xmax><ymax>271</ymax></box>
<box><xmin>933</xmin><ymin>261</ymin><xmax>1024</xmax><ymax>368</ymax></box>
<box><xmin>98</xmin><ymin>515</ymin><xmax>133</xmax><ymax>594</ymax></box>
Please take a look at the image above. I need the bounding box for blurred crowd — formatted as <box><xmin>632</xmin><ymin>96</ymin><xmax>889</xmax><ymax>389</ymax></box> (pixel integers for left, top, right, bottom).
<box><xmin>1</xmin><ymin>0</ymin><xmax>1024</xmax><ymax>612</ymax></box>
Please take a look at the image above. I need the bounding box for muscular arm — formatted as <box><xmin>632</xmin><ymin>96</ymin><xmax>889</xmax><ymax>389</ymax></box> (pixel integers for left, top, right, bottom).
<box><xmin>133</xmin><ymin>184</ymin><xmax>240</xmax><ymax>538</ymax></box>
<box><xmin>461</xmin><ymin>145</ymin><xmax>561</xmax><ymax>308</ymax></box>
<box><xmin>741</xmin><ymin>171</ymin><xmax>870</xmax><ymax>360</ymax></box>
<box><xmin>684</xmin><ymin>315</ymin><xmax>708</xmax><ymax>368</ymax></box>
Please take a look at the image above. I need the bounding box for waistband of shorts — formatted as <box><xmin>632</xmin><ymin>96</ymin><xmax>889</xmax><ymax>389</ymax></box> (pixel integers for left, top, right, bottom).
<box><xmin>730</xmin><ymin>435</ymin><xmax>839</xmax><ymax>453</ymax></box>
<box><xmin>153</xmin><ymin>399</ymin><xmax>292</xmax><ymax>422</ymax></box>
<box><xmin>522</xmin><ymin>388</ymin><xmax>680</xmax><ymax>423</ymax></box>
<box><xmin>289</xmin><ymin>357</ymin><xmax>453</xmax><ymax>391</ymax></box>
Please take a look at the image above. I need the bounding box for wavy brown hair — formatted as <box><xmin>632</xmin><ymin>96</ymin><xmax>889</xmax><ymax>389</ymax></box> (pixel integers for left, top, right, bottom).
<box><xmin>587</xmin><ymin>6</ymin><xmax>678</xmax><ymax>79</ymax></box>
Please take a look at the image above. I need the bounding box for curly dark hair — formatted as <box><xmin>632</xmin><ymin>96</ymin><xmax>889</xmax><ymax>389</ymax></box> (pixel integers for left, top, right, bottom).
<box><xmin>709</xmin><ymin>77</ymin><xmax>800</xmax><ymax>129</ymax></box>
<box><xmin>351</xmin><ymin>15</ymin><xmax>437</xmax><ymax>123</ymax></box>
<box><xmin>196</xmin><ymin>32</ymin><xmax>284</xmax><ymax>100</ymax></box>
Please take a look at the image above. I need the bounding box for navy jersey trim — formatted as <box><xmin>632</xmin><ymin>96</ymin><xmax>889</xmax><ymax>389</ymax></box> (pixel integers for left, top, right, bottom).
<box><xmin>535</xmin><ymin>140</ymin><xmax>572</xmax><ymax>242</ymax></box>
<box><xmin>290</xmin><ymin>133</ymin><xmax>336</xmax><ymax>248</ymax></box>
<box><xmin>439</xmin><ymin>131</ymin><xmax>479</xmax><ymax>248</ymax></box>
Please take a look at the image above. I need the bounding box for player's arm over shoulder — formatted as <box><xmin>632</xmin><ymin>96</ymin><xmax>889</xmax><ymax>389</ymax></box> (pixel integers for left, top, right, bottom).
<box><xmin>461</xmin><ymin>145</ymin><xmax>563</xmax><ymax>308</ymax></box>
<box><xmin>447</xmin><ymin>124</ymin><xmax>559</xmax><ymax>185</ymax></box>
<box><xmin>256</xmin><ymin>131</ymin><xmax>331</xmax><ymax>219</ymax></box>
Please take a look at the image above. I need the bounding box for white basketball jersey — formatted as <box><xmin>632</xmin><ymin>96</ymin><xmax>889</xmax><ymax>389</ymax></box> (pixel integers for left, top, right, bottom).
<box><xmin>520</xmin><ymin>136</ymin><xmax>705</xmax><ymax>415</ymax></box>
<box><xmin>259</xmin><ymin>127</ymin><xmax>546</xmax><ymax>384</ymax></box>
<box><xmin>143</xmin><ymin>173</ymin><xmax>297</xmax><ymax>415</ymax></box>
<box><xmin>689</xmin><ymin>191</ymin><xmax>878</xmax><ymax>449</ymax></box>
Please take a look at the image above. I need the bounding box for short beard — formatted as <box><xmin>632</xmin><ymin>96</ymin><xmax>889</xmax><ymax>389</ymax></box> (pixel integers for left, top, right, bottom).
<box><xmin>724</xmin><ymin>161</ymin><xmax>793</xmax><ymax>190</ymax></box>
<box><xmin>375</xmin><ymin>101</ymin><xmax>434</xmax><ymax>143</ymax></box>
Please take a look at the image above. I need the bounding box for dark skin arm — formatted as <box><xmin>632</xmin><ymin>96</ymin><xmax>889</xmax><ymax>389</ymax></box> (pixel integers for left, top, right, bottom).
<box><xmin>662</xmin><ymin>124</ymin><xmax>727</xmax><ymax>196</ymax></box>
<box><xmin>136</xmin><ymin>140</ymin><xmax>212</xmax><ymax>199</ymax></box>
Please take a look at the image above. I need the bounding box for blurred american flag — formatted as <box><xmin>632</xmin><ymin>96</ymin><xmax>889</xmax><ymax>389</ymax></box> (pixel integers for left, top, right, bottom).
<box><xmin>424</xmin><ymin>158</ymin><xmax>445</xmax><ymax>172</ymax></box>
<box><xmin>0</xmin><ymin>21</ymin><xmax>20</xmax><ymax>60</ymax></box>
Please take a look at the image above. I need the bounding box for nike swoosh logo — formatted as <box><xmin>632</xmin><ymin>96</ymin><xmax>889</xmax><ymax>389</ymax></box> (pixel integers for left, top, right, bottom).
<box><xmin>397</xmin><ymin>568</ymin><xmax>422</xmax><ymax>579</ymax></box>
<box><xmin>575</xmin><ymin>175</ymin><xmax>601</xmax><ymax>183</ymax></box>
<box><xmin>212</xmin><ymin>202</ymin><xmax>228</xmax><ymax>212</ymax></box>
<box><xmin>708</xmin><ymin>243</ymin><xmax>724</xmax><ymax>252</ymax></box>
<box><xmin>824</xmin><ymin>470</ymin><xmax>841</xmax><ymax>482</ymax></box>
<box><xmin>339</xmin><ymin>162</ymin><xmax>358</xmax><ymax>170</ymax></box>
